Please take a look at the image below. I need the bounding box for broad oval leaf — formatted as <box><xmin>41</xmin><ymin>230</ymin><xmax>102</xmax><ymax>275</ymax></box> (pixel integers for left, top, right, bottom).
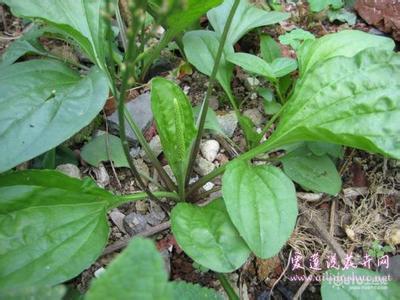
<box><xmin>273</xmin><ymin>48</ymin><xmax>400</xmax><ymax>159</ymax></box>
<box><xmin>207</xmin><ymin>0</ymin><xmax>289</xmax><ymax>45</ymax></box>
<box><xmin>183</xmin><ymin>30</ymin><xmax>234</xmax><ymax>97</ymax></box>
<box><xmin>222</xmin><ymin>161</ymin><xmax>298</xmax><ymax>258</ymax></box>
<box><xmin>86</xmin><ymin>238</ymin><xmax>171</xmax><ymax>300</ymax></box>
<box><xmin>278</xmin><ymin>28</ymin><xmax>315</xmax><ymax>51</ymax></box>
<box><xmin>227</xmin><ymin>52</ymin><xmax>275</xmax><ymax>79</ymax></box>
<box><xmin>0</xmin><ymin>170</ymin><xmax>118</xmax><ymax>291</ymax></box>
<box><xmin>297</xmin><ymin>30</ymin><xmax>395</xmax><ymax>75</ymax></box>
<box><xmin>2</xmin><ymin>0</ymin><xmax>107</xmax><ymax>69</ymax></box>
<box><xmin>170</xmin><ymin>282</ymin><xmax>223</xmax><ymax>300</ymax></box>
<box><xmin>171</xmin><ymin>198</ymin><xmax>250</xmax><ymax>273</ymax></box>
<box><xmin>0</xmin><ymin>60</ymin><xmax>109</xmax><ymax>172</ymax></box>
<box><xmin>81</xmin><ymin>133</ymin><xmax>129</xmax><ymax>168</ymax></box>
<box><xmin>321</xmin><ymin>268</ymin><xmax>400</xmax><ymax>300</ymax></box>
<box><xmin>151</xmin><ymin>78</ymin><xmax>197</xmax><ymax>189</ymax></box>
<box><xmin>0</xmin><ymin>285</ymin><xmax>66</xmax><ymax>300</ymax></box>
<box><xmin>280</xmin><ymin>145</ymin><xmax>342</xmax><ymax>195</ymax></box>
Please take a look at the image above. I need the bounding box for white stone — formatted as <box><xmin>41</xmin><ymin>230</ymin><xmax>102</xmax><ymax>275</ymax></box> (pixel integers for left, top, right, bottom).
<box><xmin>194</xmin><ymin>156</ymin><xmax>215</xmax><ymax>176</ymax></box>
<box><xmin>200</xmin><ymin>140</ymin><xmax>220</xmax><ymax>162</ymax></box>
<box><xmin>56</xmin><ymin>164</ymin><xmax>81</xmax><ymax>179</ymax></box>
<box><xmin>203</xmin><ymin>182</ymin><xmax>215</xmax><ymax>191</ymax></box>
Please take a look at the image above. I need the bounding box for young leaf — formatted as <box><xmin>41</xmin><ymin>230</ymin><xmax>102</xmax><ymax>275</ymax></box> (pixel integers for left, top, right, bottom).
<box><xmin>0</xmin><ymin>60</ymin><xmax>109</xmax><ymax>173</ymax></box>
<box><xmin>0</xmin><ymin>170</ymin><xmax>118</xmax><ymax>291</ymax></box>
<box><xmin>307</xmin><ymin>0</ymin><xmax>343</xmax><ymax>12</ymax></box>
<box><xmin>207</xmin><ymin>0</ymin><xmax>289</xmax><ymax>45</ymax></box>
<box><xmin>273</xmin><ymin>48</ymin><xmax>400</xmax><ymax>159</ymax></box>
<box><xmin>222</xmin><ymin>161</ymin><xmax>298</xmax><ymax>258</ymax></box>
<box><xmin>327</xmin><ymin>8</ymin><xmax>357</xmax><ymax>25</ymax></box>
<box><xmin>280</xmin><ymin>145</ymin><xmax>342</xmax><ymax>195</ymax></box>
<box><xmin>297</xmin><ymin>30</ymin><xmax>395</xmax><ymax>75</ymax></box>
<box><xmin>151</xmin><ymin>78</ymin><xmax>197</xmax><ymax>190</ymax></box>
<box><xmin>260</xmin><ymin>35</ymin><xmax>281</xmax><ymax>63</ymax></box>
<box><xmin>171</xmin><ymin>198</ymin><xmax>250</xmax><ymax>273</ymax></box>
<box><xmin>227</xmin><ymin>52</ymin><xmax>275</xmax><ymax>78</ymax></box>
<box><xmin>0</xmin><ymin>25</ymin><xmax>47</xmax><ymax>68</ymax></box>
<box><xmin>278</xmin><ymin>28</ymin><xmax>315</xmax><ymax>50</ymax></box>
<box><xmin>238</xmin><ymin>115</ymin><xmax>261</xmax><ymax>148</ymax></box>
<box><xmin>170</xmin><ymin>282</ymin><xmax>223</xmax><ymax>300</ymax></box>
<box><xmin>81</xmin><ymin>133</ymin><xmax>129</xmax><ymax>168</ymax></box>
<box><xmin>321</xmin><ymin>268</ymin><xmax>400</xmax><ymax>300</ymax></box>
<box><xmin>2</xmin><ymin>0</ymin><xmax>107</xmax><ymax>69</ymax></box>
<box><xmin>86</xmin><ymin>238</ymin><xmax>172</xmax><ymax>300</ymax></box>
<box><xmin>271</xmin><ymin>57</ymin><xmax>298</xmax><ymax>77</ymax></box>
<box><xmin>183</xmin><ymin>30</ymin><xmax>234</xmax><ymax>97</ymax></box>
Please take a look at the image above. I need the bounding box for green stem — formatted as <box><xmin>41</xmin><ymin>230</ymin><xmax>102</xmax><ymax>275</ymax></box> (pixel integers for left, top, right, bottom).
<box><xmin>105</xmin><ymin>0</ymin><xmax>159</xmax><ymax>202</ymax></box>
<box><xmin>185</xmin><ymin>0</ymin><xmax>241</xmax><ymax>185</ymax></box>
<box><xmin>115</xmin><ymin>0</ymin><xmax>128</xmax><ymax>51</ymax></box>
<box><xmin>110</xmin><ymin>190</ymin><xmax>180</xmax><ymax>208</ymax></box>
<box><xmin>216</xmin><ymin>273</ymin><xmax>240</xmax><ymax>300</ymax></box>
<box><xmin>124</xmin><ymin>109</ymin><xmax>177</xmax><ymax>192</ymax></box>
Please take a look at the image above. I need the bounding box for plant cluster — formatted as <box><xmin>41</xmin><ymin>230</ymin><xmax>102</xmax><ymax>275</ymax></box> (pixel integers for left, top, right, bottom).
<box><xmin>0</xmin><ymin>0</ymin><xmax>399</xmax><ymax>299</ymax></box>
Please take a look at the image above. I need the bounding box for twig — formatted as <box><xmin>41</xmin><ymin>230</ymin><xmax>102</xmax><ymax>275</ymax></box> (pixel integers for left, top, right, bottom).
<box><xmin>269</xmin><ymin>250</ymin><xmax>293</xmax><ymax>300</ymax></box>
<box><xmin>298</xmin><ymin>202</ymin><xmax>347</xmax><ymax>265</ymax></box>
<box><xmin>102</xmin><ymin>221</ymin><xmax>171</xmax><ymax>255</ymax></box>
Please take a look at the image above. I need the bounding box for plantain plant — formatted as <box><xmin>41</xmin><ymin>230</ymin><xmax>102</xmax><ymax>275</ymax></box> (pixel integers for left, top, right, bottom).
<box><xmin>0</xmin><ymin>0</ymin><xmax>400</xmax><ymax>299</ymax></box>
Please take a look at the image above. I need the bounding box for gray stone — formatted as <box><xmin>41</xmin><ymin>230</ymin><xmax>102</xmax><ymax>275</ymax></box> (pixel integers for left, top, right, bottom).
<box><xmin>56</xmin><ymin>164</ymin><xmax>81</xmax><ymax>179</ymax></box>
<box><xmin>134</xmin><ymin>158</ymin><xmax>150</xmax><ymax>185</ymax></box>
<box><xmin>146</xmin><ymin>201</ymin><xmax>166</xmax><ymax>226</ymax></box>
<box><xmin>217</xmin><ymin>111</ymin><xmax>238</xmax><ymax>138</ymax></box>
<box><xmin>194</xmin><ymin>156</ymin><xmax>215</xmax><ymax>176</ymax></box>
<box><xmin>200</xmin><ymin>140</ymin><xmax>220</xmax><ymax>162</ymax></box>
<box><xmin>141</xmin><ymin>135</ymin><xmax>163</xmax><ymax>162</ymax></box>
<box><xmin>243</xmin><ymin>108</ymin><xmax>264</xmax><ymax>127</ymax></box>
<box><xmin>92</xmin><ymin>163</ymin><xmax>110</xmax><ymax>187</ymax></box>
<box><xmin>163</xmin><ymin>165</ymin><xmax>177</xmax><ymax>184</ymax></box>
<box><xmin>123</xmin><ymin>213</ymin><xmax>150</xmax><ymax>235</ymax></box>
<box><xmin>209</xmin><ymin>96</ymin><xmax>219</xmax><ymax>110</ymax></box>
<box><xmin>107</xmin><ymin>93</ymin><xmax>153</xmax><ymax>146</ymax></box>
<box><xmin>109</xmin><ymin>209</ymin><xmax>127</xmax><ymax>234</ymax></box>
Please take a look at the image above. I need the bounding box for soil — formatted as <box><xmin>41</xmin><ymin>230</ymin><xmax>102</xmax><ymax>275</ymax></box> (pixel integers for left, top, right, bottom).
<box><xmin>1</xmin><ymin>1</ymin><xmax>399</xmax><ymax>299</ymax></box>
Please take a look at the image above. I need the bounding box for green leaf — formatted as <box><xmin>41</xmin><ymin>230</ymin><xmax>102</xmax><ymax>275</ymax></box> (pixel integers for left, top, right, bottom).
<box><xmin>271</xmin><ymin>57</ymin><xmax>298</xmax><ymax>77</ymax></box>
<box><xmin>166</xmin><ymin>0</ymin><xmax>223</xmax><ymax>36</ymax></box>
<box><xmin>272</xmin><ymin>48</ymin><xmax>400</xmax><ymax>159</ymax></box>
<box><xmin>260</xmin><ymin>35</ymin><xmax>281</xmax><ymax>63</ymax></box>
<box><xmin>193</xmin><ymin>106</ymin><xmax>226</xmax><ymax>136</ymax></box>
<box><xmin>306</xmin><ymin>141</ymin><xmax>343</xmax><ymax>158</ymax></box>
<box><xmin>86</xmin><ymin>238</ymin><xmax>171</xmax><ymax>300</ymax></box>
<box><xmin>297</xmin><ymin>30</ymin><xmax>395</xmax><ymax>75</ymax></box>
<box><xmin>0</xmin><ymin>285</ymin><xmax>66</xmax><ymax>300</ymax></box>
<box><xmin>207</xmin><ymin>0</ymin><xmax>289</xmax><ymax>45</ymax></box>
<box><xmin>222</xmin><ymin>161</ymin><xmax>298</xmax><ymax>258</ymax></box>
<box><xmin>307</xmin><ymin>0</ymin><xmax>343</xmax><ymax>12</ymax></box>
<box><xmin>151</xmin><ymin>78</ymin><xmax>197</xmax><ymax>190</ymax></box>
<box><xmin>327</xmin><ymin>8</ymin><xmax>357</xmax><ymax>25</ymax></box>
<box><xmin>0</xmin><ymin>60</ymin><xmax>109</xmax><ymax>172</ymax></box>
<box><xmin>279</xmin><ymin>28</ymin><xmax>315</xmax><ymax>50</ymax></box>
<box><xmin>321</xmin><ymin>269</ymin><xmax>400</xmax><ymax>300</ymax></box>
<box><xmin>0</xmin><ymin>25</ymin><xmax>47</xmax><ymax>68</ymax></box>
<box><xmin>170</xmin><ymin>282</ymin><xmax>223</xmax><ymax>300</ymax></box>
<box><xmin>171</xmin><ymin>198</ymin><xmax>250</xmax><ymax>273</ymax></box>
<box><xmin>0</xmin><ymin>170</ymin><xmax>117</xmax><ymax>291</ymax></box>
<box><xmin>227</xmin><ymin>52</ymin><xmax>275</xmax><ymax>78</ymax></box>
<box><xmin>280</xmin><ymin>145</ymin><xmax>342</xmax><ymax>195</ymax></box>
<box><xmin>183</xmin><ymin>30</ymin><xmax>234</xmax><ymax>97</ymax></box>
<box><xmin>2</xmin><ymin>0</ymin><xmax>107</xmax><ymax>69</ymax></box>
<box><xmin>81</xmin><ymin>133</ymin><xmax>129</xmax><ymax>168</ymax></box>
